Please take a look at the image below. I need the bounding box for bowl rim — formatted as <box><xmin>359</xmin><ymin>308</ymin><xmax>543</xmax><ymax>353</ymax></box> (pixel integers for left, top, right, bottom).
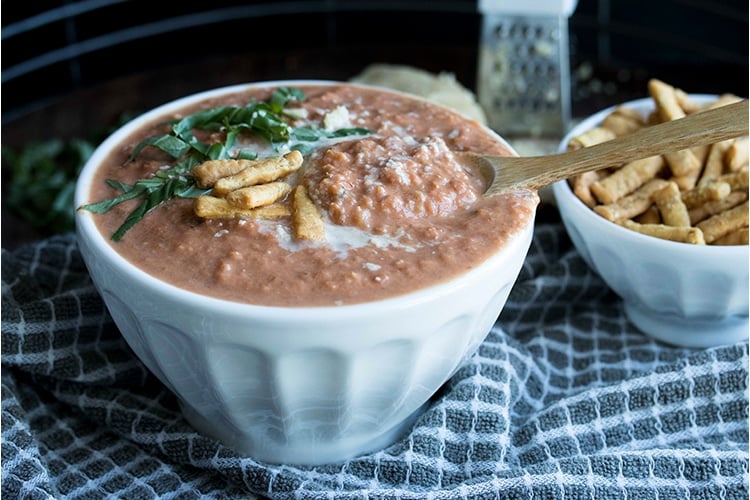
<box><xmin>75</xmin><ymin>79</ymin><xmax>535</xmax><ymax>318</ymax></box>
<box><xmin>552</xmin><ymin>93</ymin><xmax>749</xmax><ymax>255</ymax></box>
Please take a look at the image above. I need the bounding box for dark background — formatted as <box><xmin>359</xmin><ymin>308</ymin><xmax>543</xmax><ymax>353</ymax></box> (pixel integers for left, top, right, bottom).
<box><xmin>2</xmin><ymin>0</ymin><xmax>747</xmax><ymax>145</ymax></box>
<box><xmin>1</xmin><ymin>0</ymin><xmax>748</xmax><ymax>244</ymax></box>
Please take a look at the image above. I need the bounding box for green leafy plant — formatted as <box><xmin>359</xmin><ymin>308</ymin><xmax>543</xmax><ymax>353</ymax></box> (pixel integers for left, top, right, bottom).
<box><xmin>2</xmin><ymin>112</ymin><xmax>137</xmax><ymax>237</ymax></box>
<box><xmin>2</xmin><ymin>138</ymin><xmax>95</xmax><ymax>234</ymax></box>
<box><xmin>80</xmin><ymin>86</ymin><xmax>370</xmax><ymax>241</ymax></box>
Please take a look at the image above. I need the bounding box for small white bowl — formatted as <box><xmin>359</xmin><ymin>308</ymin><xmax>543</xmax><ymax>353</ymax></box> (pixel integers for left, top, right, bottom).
<box><xmin>75</xmin><ymin>81</ymin><xmax>536</xmax><ymax>465</ymax></box>
<box><xmin>552</xmin><ymin>96</ymin><xmax>749</xmax><ymax>348</ymax></box>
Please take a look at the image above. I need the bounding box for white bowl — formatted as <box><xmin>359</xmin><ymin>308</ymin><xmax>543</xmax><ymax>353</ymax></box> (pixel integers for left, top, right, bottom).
<box><xmin>552</xmin><ymin>96</ymin><xmax>749</xmax><ymax>348</ymax></box>
<box><xmin>74</xmin><ymin>81</ymin><xmax>536</xmax><ymax>465</ymax></box>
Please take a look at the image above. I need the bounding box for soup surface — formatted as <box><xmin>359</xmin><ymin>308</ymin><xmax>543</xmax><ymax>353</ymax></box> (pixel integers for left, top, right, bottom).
<box><xmin>88</xmin><ymin>84</ymin><xmax>538</xmax><ymax>306</ymax></box>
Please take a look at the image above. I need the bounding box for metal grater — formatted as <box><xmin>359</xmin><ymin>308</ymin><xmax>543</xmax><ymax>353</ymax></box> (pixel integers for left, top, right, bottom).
<box><xmin>477</xmin><ymin>0</ymin><xmax>578</xmax><ymax>137</ymax></box>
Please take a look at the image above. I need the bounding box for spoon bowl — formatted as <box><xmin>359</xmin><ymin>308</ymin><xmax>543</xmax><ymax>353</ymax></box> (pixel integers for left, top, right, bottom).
<box><xmin>461</xmin><ymin>99</ymin><xmax>748</xmax><ymax>195</ymax></box>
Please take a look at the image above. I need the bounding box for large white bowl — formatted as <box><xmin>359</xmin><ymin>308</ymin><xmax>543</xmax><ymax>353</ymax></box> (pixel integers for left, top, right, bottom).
<box><xmin>552</xmin><ymin>96</ymin><xmax>749</xmax><ymax>348</ymax></box>
<box><xmin>74</xmin><ymin>81</ymin><xmax>536</xmax><ymax>465</ymax></box>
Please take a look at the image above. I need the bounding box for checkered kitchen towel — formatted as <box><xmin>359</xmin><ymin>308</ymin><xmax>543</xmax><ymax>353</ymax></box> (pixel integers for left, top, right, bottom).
<box><xmin>3</xmin><ymin>210</ymin><xmax>748</xmax><ymax>499</ymax></box>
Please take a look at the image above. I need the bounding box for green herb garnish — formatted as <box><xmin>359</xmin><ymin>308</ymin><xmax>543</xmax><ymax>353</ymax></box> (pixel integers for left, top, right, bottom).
<box><xmin>79</xmin><ymin>86</ymin><xmax>371</xmax><ymax>241</ymax></box>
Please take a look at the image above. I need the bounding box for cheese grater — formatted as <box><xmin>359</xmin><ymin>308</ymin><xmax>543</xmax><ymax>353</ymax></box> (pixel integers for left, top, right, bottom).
<box><xmin>477</xmin><ymin>0</ymin><xmax>578</xmax><ymax>137</ymax></box>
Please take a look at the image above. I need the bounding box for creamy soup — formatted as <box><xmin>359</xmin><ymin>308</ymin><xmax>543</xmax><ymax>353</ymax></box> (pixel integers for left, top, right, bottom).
<box><xmin>86</xmin><ymin>84</ymin><xmax>538</xmax><ymax>306</ymax></box>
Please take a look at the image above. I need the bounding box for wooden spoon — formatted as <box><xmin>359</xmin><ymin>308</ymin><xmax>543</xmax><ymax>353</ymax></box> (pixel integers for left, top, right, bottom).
<box><xmin>461</xmin><ymin>99</ymin><xmax>748</xmax><ymax>196</ymax></box>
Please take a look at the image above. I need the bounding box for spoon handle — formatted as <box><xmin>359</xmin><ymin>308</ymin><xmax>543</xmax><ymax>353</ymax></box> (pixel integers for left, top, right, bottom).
<box><xmin>493</xmin><ymin>99</ymin><xmax>748</xmax><ymax>192</ymax></box>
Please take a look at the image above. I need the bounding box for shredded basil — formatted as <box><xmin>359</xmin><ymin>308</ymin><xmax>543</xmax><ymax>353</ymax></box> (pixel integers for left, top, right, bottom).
<box><xmin>79</xmin><ymin>86</ymin><xmax>371</xmax><ymax>241</ymax></box>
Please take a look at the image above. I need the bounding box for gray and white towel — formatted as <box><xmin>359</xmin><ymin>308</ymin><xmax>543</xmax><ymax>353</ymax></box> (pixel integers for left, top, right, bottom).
<box><xmin>2</xmin><ymin>210</ymin><xmax>748</xmax><ymax>499</ymax></box>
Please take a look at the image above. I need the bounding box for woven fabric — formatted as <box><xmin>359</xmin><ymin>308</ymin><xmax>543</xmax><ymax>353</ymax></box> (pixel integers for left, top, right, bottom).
<box><xmin>2</xmin><ymin>210</ymin><xmax>748</xmax><ymax>499</ymax></box>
